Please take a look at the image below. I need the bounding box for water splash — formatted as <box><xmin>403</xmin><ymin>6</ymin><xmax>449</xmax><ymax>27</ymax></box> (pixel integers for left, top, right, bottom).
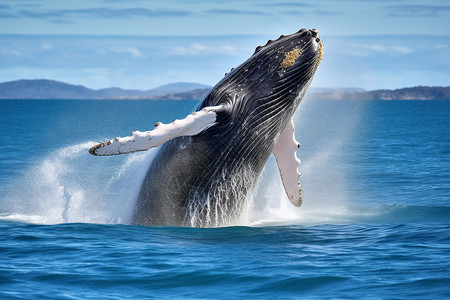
<box><xmin>1</xmin><ymin>138</ymin><xmax>437</xmax><ymax>227</ymax></box>
<box><xmin>186</xmin><ymin>166</ymin><xmax>255</xmax><ymax>227</ymax></box>
<box><xmin>1</xmin><ymin>139</ymin><xmax>347</xmax><ymax>227</ymax></box>
<box><xmin>1</xmin><ymin>99</ymin><xmax>370</xmax><ymax>227</ymax></box>
<box><xmin>246</xmin><ymin>99</ymin><xmax>369</xmax><ymax>226</ymax></box>
<box><xmin>248</xmin><ymin>156</ymin><xmax>351</xmax><ymax>226</ymax></box>
<box><xmin>1</xmin><ymin>142</ymin><xmax>155</xmax><ymax>225</ymax></box>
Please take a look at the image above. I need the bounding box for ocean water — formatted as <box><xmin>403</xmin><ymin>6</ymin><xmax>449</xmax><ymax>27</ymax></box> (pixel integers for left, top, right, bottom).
<box><xmin>0</xmin><ymin>99</ymin><xmax>449</xmax><ymax>299</ymax></box>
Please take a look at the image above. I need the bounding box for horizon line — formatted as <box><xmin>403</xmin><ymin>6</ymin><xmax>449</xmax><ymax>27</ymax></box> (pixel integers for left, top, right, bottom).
<box><xmin>2</xmin><ymin>78</ymin><xmax>449</xmax><ymax>93</ymax></box>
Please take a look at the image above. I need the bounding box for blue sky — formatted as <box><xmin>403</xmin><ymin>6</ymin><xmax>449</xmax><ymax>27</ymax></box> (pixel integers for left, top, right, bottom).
<box><xmin>0</xmin><ymin>0</ymin><xmax>449</xmax><ymax>90</ymax></box>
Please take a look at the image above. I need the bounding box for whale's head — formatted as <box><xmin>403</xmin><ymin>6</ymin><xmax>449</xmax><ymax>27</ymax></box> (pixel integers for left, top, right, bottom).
<box><xmin>201</xmin><ymin>28</ymin><xmax>323</xmax><ymax>116</ymax></box>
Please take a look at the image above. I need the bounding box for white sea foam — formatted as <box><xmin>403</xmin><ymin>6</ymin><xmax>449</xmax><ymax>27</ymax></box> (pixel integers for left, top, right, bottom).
<box><xmin>2</xmin><ymin>142</ymin><xmax>155</xmax><ymax>225</ymax></box>
<box><xmin>0</xmin><ymin>213</ymin><xmax>47</xmax><ymax>224</ymax></box>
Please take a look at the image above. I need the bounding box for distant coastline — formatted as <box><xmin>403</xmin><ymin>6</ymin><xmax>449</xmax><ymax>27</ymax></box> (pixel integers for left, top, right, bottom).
<box><xmin>0</xmin><ymin>79</ymin><xmax>211</xmax><ymax>100</ymax></box>
<box><xmin>0</xmin><ymin>79</ymin><xmax>449</xmax><ymax>100</ymax></box>
<box><xmin>308</xmin><ymin>86</ymin><xmax>450</xmax><ymax>101</ymax></box>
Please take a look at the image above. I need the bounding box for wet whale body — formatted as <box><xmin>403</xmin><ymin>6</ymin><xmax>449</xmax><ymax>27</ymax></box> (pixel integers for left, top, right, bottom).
<box><xmin>90</xmin><ymin>28</ymin><xmax>323</xmax><ymax>227</ymax></box>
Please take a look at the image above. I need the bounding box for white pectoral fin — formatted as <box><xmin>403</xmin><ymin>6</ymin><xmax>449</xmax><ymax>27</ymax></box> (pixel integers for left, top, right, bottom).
<box><xmin>89</xmin><ymin>105</ymin><xmax>222</xmax><ymax>156</ymax></box>
<box><xmin>272</xmin><ymin>119</ymin><xmax>302</xmax><ymax>207</ymax></box>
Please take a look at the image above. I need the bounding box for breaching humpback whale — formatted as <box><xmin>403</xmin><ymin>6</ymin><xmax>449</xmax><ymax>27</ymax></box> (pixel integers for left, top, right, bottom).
<box><xmin>90</xmin><ymin>28</ymin><xmax>323</xmax><ymax>227</ymax></box>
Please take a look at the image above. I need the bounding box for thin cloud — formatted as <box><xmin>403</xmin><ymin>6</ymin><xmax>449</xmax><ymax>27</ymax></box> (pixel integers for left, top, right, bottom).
<box><xmin>282</xmin><ymin>7</ymin><xmax>340</xmax><ymax>16</ymax></box>
<box><xmin>18</xmin><ymin>3</ymin><xmax>42</xmax><ymax>8</ymax></box>
<box><xmin>313</xmin><ymin>10</ymin><xmax>340</xmax><ymax>16</ymax></box>
<box><xmin>110</xmin><ymin>47</ymin><xmax>146</xmax><ymax>58</ymax></box>
<box><xmin>343</xmin><ymin>0</ymin><xmax>408</xmax><ymax>2</ymax></box>
<box><xmin>41</xmin><ymin>43</ymin><xmax>53</xmax><ymax>51</ymax></box>
<box><xmin>50</xmin><ymin>19</ymin><xmax>76</xmax><ymax>24</ymax></box>
<box><xmin>0</xmin><ymin>47</ymin><xmax>23</xmax><ymax>57</ymax></box>
<box><xmin>67</xmin><ymin>7</ymin><xmax>193</xmax><ymax>18</ymax></box>
<box><xmin>0</xmin><ymin>4</ymin><xmax>16</xmax><ymax>19</ymax></box>
<box><xmin>390</xmin><ymin>46</ymin><xmax>414</xmax><ymax>54</ymax></box>
<box><xmin>385</xmin><ymin>5</ymin><xmax>450</xmax><ymax>17</ymax></box>
<box><xmin>16</xmin><ymin>7</ymin><xmax>193</xmax><ymax>20</ymax></box>
<box><xmin>353</xmin><ymin>44</ymin><xmax>414</xmax><ymax>55</ymax></box>
<box><xmin>18</xmin><ymin>9</ymin><xmax>62</xmax><ymax>19</ymax></box>
<box><xmin>282</xmin><ymin>10</ymin><xmax>303</xmax><ymax>16</ymax></box>
<box><xmin>205</xmin><ymin>9</ymin><xmax>269</xmax><ymax>16</ymax></box>
<box><xmin>170</xmin><ymin>43</ymin><xmax>238</xmax><ymax>56</ymax></box>
<box><xmin>0</xmin><ymin>12</ymin><xmax>17</xmax><ymax>18</ymax></box>
<box><xmin>102</xmin><ymin>0</ymin><xmax>150</xmax><ymax>2</ymax></box>
<box><xmin>262</xmin><ymin>2</ymin><xmax>315</xmax><ymax>8</ymax></box>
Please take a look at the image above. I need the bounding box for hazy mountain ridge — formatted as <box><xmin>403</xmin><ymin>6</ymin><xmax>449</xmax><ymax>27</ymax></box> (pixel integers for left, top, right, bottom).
<box><xmin>309</xmin><ymin>86</ymin><xmax>450</xmax><ymax>100</ymax></box>
<box><xmin>0</xmin><ymin>79</ymin><xmax>449</xmax><ymax>100</ymax></box>
<box><xmin>367</xmin><ymin>86</ymin><xmax>450</xmax><ymax>100</ymax></box>
<box><xmin>0</xmin><ymin>79</ymin><xmax>210</xmax><ymax>99</ymax></box>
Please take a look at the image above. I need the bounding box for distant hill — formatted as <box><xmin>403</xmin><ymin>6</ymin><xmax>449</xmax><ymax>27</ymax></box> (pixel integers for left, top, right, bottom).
<box><xmin>146</xmin><ymin>82</ymin><xmax>210</xmax><ymax>97</ymax></box>
<box><xmin>309</xmin><ymin>86</ymin><xmax>450</xmax><ymax>100</ymax></box>
<box><xmin>366</xmin><ymin>86</ymin><xmax>450</xmax><ymax>100</ymax></box>
<box><xmin>0</xmin><ymin>79</ymin><xmax>449</xmax><ymax>100</ymax></box>
<box><xmin>0</xmin><ymin>79</ymin><xmax>98</xmax><ymax>99</ymax></box>
<box><xmin>309</xmin><ymin>87</ymin><xmax>366</xmax><ymax>94</ymax></box>
<box><xmin>155</xmin><ymin>89</ymin><xmax>211</xmax><ymax>100</ymax></box>
<box><xmin>0</xmin><ymin>79</ymin><xmax>211</xmax><ymax>99</ymax></box>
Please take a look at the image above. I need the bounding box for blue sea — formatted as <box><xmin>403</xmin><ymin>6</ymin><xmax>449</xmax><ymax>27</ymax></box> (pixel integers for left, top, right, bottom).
<box><xmin>0</xmin><ymin>98</ymin><xmax>449</xmax><ymax>299</ymax></box>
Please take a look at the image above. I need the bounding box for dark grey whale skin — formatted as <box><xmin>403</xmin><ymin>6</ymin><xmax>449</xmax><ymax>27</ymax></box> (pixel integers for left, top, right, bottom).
<box><xmin>132</xmin><ymin>29</ymin><xmax>323</xmax><ymax>227</ymax></box>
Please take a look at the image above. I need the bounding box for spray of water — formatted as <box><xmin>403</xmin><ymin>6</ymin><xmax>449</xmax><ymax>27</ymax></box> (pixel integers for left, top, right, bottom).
<box><xmin>247</xmin><ymin>99</ymin><xmax>369</xmax><ymax>226</ymax></box>
<box><xmin>248</xmin><ymin>155</ymin><xmax>353</xmax><ymax>226</ymax></box>
<box><xmin>1</xmin><ymin>100</ymin><xmax>371</xmax><ymax>226</ymax></box>
<box><xmin>1</xmin><ymin>142</ymin><xmax>156</xmax><ymax>225</ymax></box>
<box><xmin>186</xmin><ymin>166</ymin><xmax>254</xmax><ymax>227</ymax></box>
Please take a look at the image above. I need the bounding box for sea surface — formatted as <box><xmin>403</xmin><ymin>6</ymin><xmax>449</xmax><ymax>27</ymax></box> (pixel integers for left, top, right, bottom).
<box><xmin>0</xmin><ymin>99</ymin><xmax>449</xmax><ymax>299</ymax></box>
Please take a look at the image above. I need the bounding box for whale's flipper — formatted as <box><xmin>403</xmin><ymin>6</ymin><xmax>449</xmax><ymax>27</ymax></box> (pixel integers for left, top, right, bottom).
<box><xmin>272</xmin><ymin>119</ymin><xmax>302</xmax><ymax>207</ymax></box>
<box><xmin>89</xmin><ymin>105</ymin><xmax>222</xmax><ymax>156</ymax></box>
